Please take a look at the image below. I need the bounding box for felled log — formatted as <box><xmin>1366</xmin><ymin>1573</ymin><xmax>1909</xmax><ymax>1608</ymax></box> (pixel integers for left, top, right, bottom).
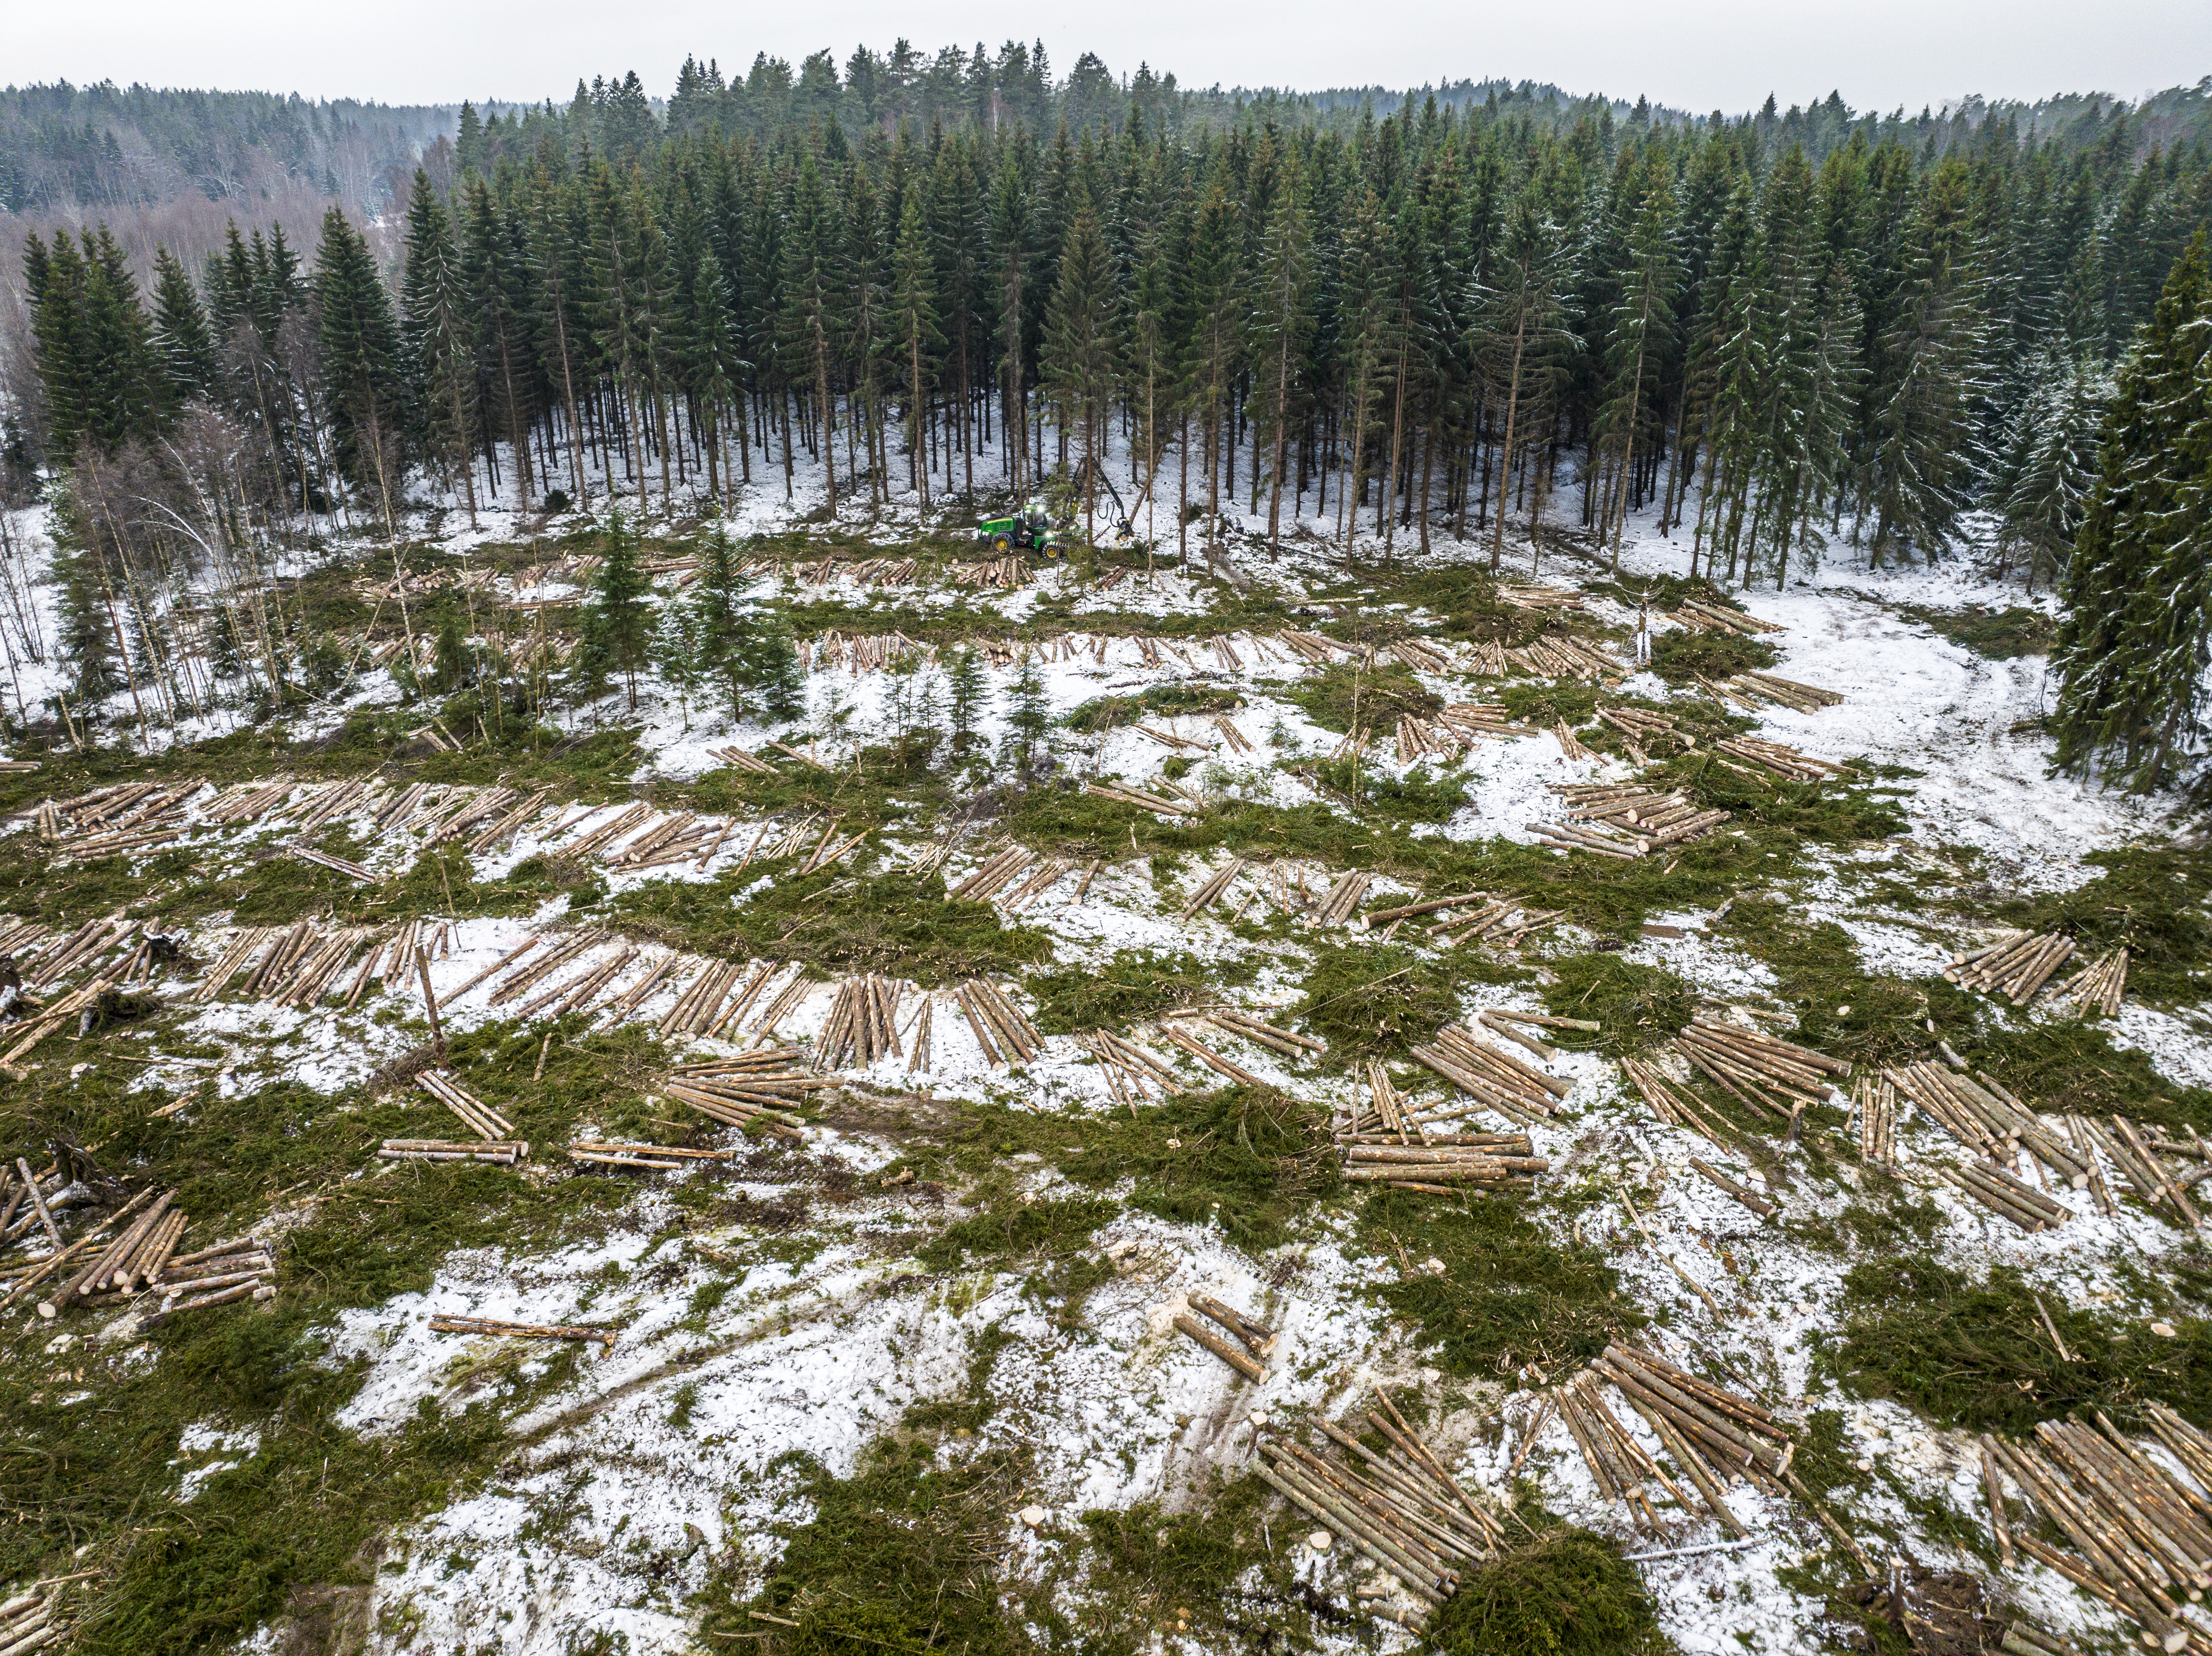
<box><xmin>428</xmin><ymin>1315</ymin><xmax>617</xmax><ymax>1350</ymax></box>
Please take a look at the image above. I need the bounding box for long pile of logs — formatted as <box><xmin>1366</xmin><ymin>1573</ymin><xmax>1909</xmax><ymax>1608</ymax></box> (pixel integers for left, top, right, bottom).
<box><xmin>951</xmin><ymin>979</ymin><xmax>1042</xmax><ymax>1067</ymax></box>
<box><xmin>569</xmin><ymin>1141</ymin><xmax>733</xmax><ymax>1171</ymax></box>
<box><xmin>379</xmin><ymin>1138</ymin><xmax>527</xmax><ymax>1164</ymax></box>
<box><xmin>1174</xmin><ymin>1294</ymin><xmax>1275</xmax><ymax>1381</ymax></box>
<box><xmin>1180</xmin><ymin>857</ymin><xmax>1247</xmax><ymax>918</ymax></box>
<box><xmin>1669</xmin><ymin>1016</ymin><xmax>1847</xmax><ymax>1117</ymax></box>
<box><xmin>1550</xmin><ymin>784</ymin><xmax>1732</xmax><ymax>850</ymax></box>
<box><xmin>35</xmin><ymin>1185</ymin><xmax>177</xmax><ymax>1315</ymax></box>
<box><xmin>1706</xmin><ymin>672</ymin><xmax>1845</xmax><ymax>713</ymax></box>
<box><xmin>2080</xmin><ymin>1114</ymin><xmax>2202</xmax><ymax>1231</ymax></box>
<box><xmin>1255</xmin><ymin>1394</ymin><xmax>1506</xmax><ymax>1625</ymax></box>
<box><xmin>820</xmin><ymin>975</ymin><xmax>907</xmax><ymax>1067</ymax></box>
<box><xmin>1667</xmin><ymin>599</ymin><xmax>1782</xmax><ymax>636</ymax></box>
<box><xmin>1946</xmin><ymin>932</ymin><xmax>2079</xmax><ymax>1005</ymax></box>
<box><xmin>0</xmin><ymin>1583</ymin><xmax>60</xmax><ymax>1653</ymax></box>
<box><xmin>1079</xmin><ymin>1029</ymin><xmax>1182</xmax><ymax>1110</ymax></box>
<box><xmin>1709</xmin><ymin>736</ymin><xmax>1850</xmax><ymax>784</ymax></box>
<box><xmin>1620</xmin><ymin>1055</ymin><xmax>1736</xmax><ymax>1144</ymax></box>
<box><xmin>2053</xmin><ymin>948</ymin><xmax>2130</xmax><ymax>1018</ymax></box>
<box><xmin>417</xmin><ymin>1071</ymin><xmax>514</xmax><ymax>1141</ymax></box>
<box><xmin>1984</xmin><ymin>1412</ymin><xmax>2212</xmax><ymax>1653</ymax></box>
<box><xmin>140</xmin><ymin>1237</ymin><xmax>278</xmax><ymax>1326</ymax></box>
<box><xmin>1440</xmin><ymin>703</ymin><xmax>1535</xmax><ymax>743</ymax></box>
<box><xmin>951</xmin><ymin>555</ymin><xmax>1029</xmax><ymax>588</ymax></box>
<box><xmin>1341</xmin><ymin>1135</ymin><xmax>1546</xmax><ymax>1195</ymax></box>
<box><xmin>1311</xmin><ymin>871</ymin><xmax>1374</xmax><ymax>926</ymax></box>
<box><xmin>1175</xmin><ymin>1007</ymin><xmax>1324</xmax><ymax>1061</ymax></box>
<box><xmin>1886</xmin><ymin>1062</ymin><xmax>2089</xmax><ymax>1185</ymax></box>
<box><xmin>0</xmin><ymin>976</ymin><xmax>113</xmax><ymax>1069</ymax></box>
<box><xmin>663</xmin><ymin>1052</ymin><xmax>819</xmax><ymax>1131</ymax></box>
<box><xmin>1408</xmin><ymin>1024</ymin><xmax>1568</xmax><ymax>1125</ymax></box>
<box><xmin>1850</xmin><ymin>1075</ymin><xmax>1896</xmax><ymax>1166</ymax></box>
<box><xmin>1422</xmin><ymin>898</ymin><xmax>1563</xmax><ymax>951</ymax></box>
<box><xmin>1506</xmin><ymin>636</ymin><xmax>1625</xmax><ymax>682</ymax></box>
<box><xmin>1083</xmin><ymin>779</ymin><xmax>1202</xmax><ymax>815</ymax></box>
<box><xmin>429</xmin><ymin>1314</ymin><xmax>618</xmax><ymax>1350</ymax></box>
<box><xmin>1158</xmin><ymin>1021</ymin><xmax>1268</xmax><ymax>1087</ymax></box>
<box><xmin>18</xmin><ymin>909</ymin><xmax>137</xmax><ymax>989</ymax></box>
<box><xmin>1936</xmin><ymin>1158</ymin><xmax>2071</xmax><ymax>1232</ymax></box>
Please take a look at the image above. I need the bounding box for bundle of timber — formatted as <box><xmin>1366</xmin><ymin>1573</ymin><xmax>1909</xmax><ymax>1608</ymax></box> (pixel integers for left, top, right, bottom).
<box><xmin>1340</xmin><ymin>1137</ymin><xmax>1546</xmax><ymax>1195</ymax></box>
<box><xmin>1505</xmin><ymin>635</ymin><xmax>1625</xmax><ymax>682</ymax></box>
<box><xmin>1078</xmin><ymin>1029</ymin><xmax>1182</xmax><ymax>1110</ymax></box>
<box><xmin>1213</xmin><ymin>716</ymin><xmax>1255</xmax><ymax>754</ymax></box>
<box><xmin>569</xmin><ymin>1141</ymin><xmax>733</xmax><ymax>1171</ymax></box>
<box><xmin>140</xmin><ymin>1236</ymin><xmax>278</xmax><ymax>1326</ymax></box>
<box><xmin>1390</xmin><ymin>636</ymin><xmax>1454</xmax><ymax>674</ymax></box>
<box><xmin>1553</xmin><ymin>782</ymin><xmax>1732</xmax><ymax>848</ymax></box>
<box><xmin>952</xmin><ymin>555</ymin><xmax>1029</xmax><ymax>589</ymax></box>
<box><xmin>1157</xmin><ymin>1021</ymin><xmax>1268</xmax><ymax>1087</ymax></box>
<box><xmin>379</xmin><ymin>1138</ymin><xmax>527</xmax><ymax>1165</ymax></box>
<box><xmin>1342</xmin><ymin>1057</ymin><xmax>1428</xmax><ymax>1141</ymax></box>
<box><xmin>1394</xmin><ymin>715</ymin><xmax>1462</xmax><ymax>763</ymax></box>
<box><xmin>280</xmin><ymin>841</ymin><xmax>372</xmax><ymax>881</ymax></box>
<box><xmin>1000</xmin><ymin>855</ymin><xmax>1074</xmax><ymax>912</ymax></box>
<box><xmin>1173</xmin><ymin>1294</ymin><xmax>1276</xmax><ymax>1381</ymax></box>
<box><xmin>657</xmin><ymin>956</ymin><xmax>783</xmax><ymax>1039</ymax></box>
<box><xmin>2053</xmin><ymin>948</ymin><xmax>2130</xmax><ymax>1018</ymax></box>
<box><xmin>1849</xmin><ymin>1075</ymin><xmax>1897</xmax><ymax>1166</ymax></box>
<box><xmin>811</xmin><ymin>628</ymin><xmax>931</xmax><ymax>672</ymax></box>
<box><xmin>1277</xmin><ymin>628</ymin><xmax>1348</xmax><ymax>664</ymax></box>
<box><xmin>1255</xmin><ymin>1391</ymin><xmax>1508</xmax><ymax>1625</ymax></box>
<box><xmin>1983</xmin><ymin>1411</ymin><xmax>2212</xmax><ymax>1653</ymax></box>
<box><xmin>1709</xmin><ymin>736</ymin><xmax>1851</xmax><ymax>783</ymax></box>
<box><xmin>1946</xmin><ymin>931</ymin><xmax>2079</xmax><ymax>1005</ymax></box>
<box><xmin>710</xmin><ymin>745</ymin><xmax>779</xmax><ymax>775</ymax></box>
<box><xmin>0</xmin><ymin>1581</ymin><xmax>63</xmax><ymax>1652</ymax></box>
<box><xmin>1555</xmin><ymin>1370</ymin><xmax>1687</xmax><ymax>1529</ymax></box>
<box><xmin>1886</xmin><ymin>1063</ymin><xmax>2089</xmax><ymax>1185</ymax></box>
<box><xmin>429</xmin><ymin>1314</ymin><xmax>618</xmax><ymax>1350</ymax></box>
<box><xmin>1620</xmin><ymin>1055</ymin><xmax>1737</xmax><ymax>1144</ymax></box>
<box><xmin>1666</xmin><ymin>599</ymin><xmax>1782</xmax><ymax>636</ymax></box>
<box><xmin>1594</xmin><ymin>706</ymin><xmax>1683</xmax><ymax>752</ymax></box>
<box><xmin>2078</xmin><ymin>1114</ymin><xmax>2202</xmax><ymax>1230</ymax></box>
<box><xmin>952</xmin><ymin>979</ymin><xmax>1042</xmax><ymax>1066</ymax></box>
<box><xmin>1311</xmin><ymin>870</ymin><xmax>1374</xmax><ymax>927</ymax></box>
<box><xmin>1180</xmin><ymin>857</ymin><xmax>1248</xmax><ymax>919</ymax></box>
<box><xmin>1408</xmin><ymin>1023</ymin><xmax>1569</xmax><ymax>1124</ymax></box>
<box><xmin>1584</xmin><ymin>1345</ymin><xmax>1834</xmax><ymax>1549</ymax></box>
<box><xmin>417</xmin><ymin>1071</ymin><xmax>515</xmax><ymax>1141</ymax></box>
<box><xmin>819</xmin><ymin>974</ymin><xmax>907</xmax><ymax>1067</ymax></box>
<box><xmin>1704</xmin><ymin>671</ymin><xmax>1844</xmax><ymax>713</ymax></box>
<box><xmin>1669</xmin><ymin>1016</ymin><xmax>1847</xmax><ymax>1117</ymax></box>
<box><xmin>1083</xmin><ymin>779</ymin><xmax>1203</xmax><ymax>815</ymax></box>
<box><xmin>1497</xmin><ymin>584</ymin><xmax>1582</xmax><ymax>611</ymax></box>
<box><xmin>1169</xmin><ymin>1006</ymin><xmax>1325</xmax><ymax>1060</ymax></box>
<box><xmin>608</xmin><ymin>810</ymin><xmax>749</xmax><ymax>871</ymax></box>
<box><xmin>19</xmin><ymin>909</ymin><xmax>136</xmax><ymax>989</ymax></box>
<box><xmin>1526</xmin><ymin>818</ymin><xmax>1647</xmax><ymax>859</ymax></box>
<box><xmin>1135</xmin><ymin>721</ymin><xmax>1211</xmax><ymax>753</ymax></box>
<box><xmin>664</xmin><ymin>1050</ymin><xmax>821</xmax><ymax>1130</ymax></box>
<box><xmin>34</xmin><ymin>1185</ymin><xmax>180</xmax><ymax>1315</ymax></box>
<box><xmin>1439</xmin><ymin>702</ymin><xmax>1536</xmax><ymax>741</ymax></box>
<box><xmin>0</xmin><ymin>976</ymin><xmax>112</xmax><ymax>1069</ymax></box>
<box><xmin>1936</xmin><ymin>1158</ymin><xmax>2071</xmax><ymax>1232</ymax></box>
<box><xmin>1553</xmin><ymin>721</ymin><xmax>1594</xmax><ymax>761</ymax></box>
<box><xmin>1422</xmin><ymin>897</ymin><xmax>1563</xmax><ymax>950</ymax></box>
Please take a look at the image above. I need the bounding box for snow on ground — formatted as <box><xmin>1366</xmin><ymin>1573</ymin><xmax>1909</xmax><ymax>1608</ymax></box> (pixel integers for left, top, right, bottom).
<box><xmin>20</xmin><ymin>435</ymin><xmax>2212</xmax><ymax>1656</ymax></box>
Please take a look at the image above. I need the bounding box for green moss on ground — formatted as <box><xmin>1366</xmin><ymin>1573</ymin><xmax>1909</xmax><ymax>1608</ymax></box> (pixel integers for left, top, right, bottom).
<box><xmin>1064</xmin><ymin>683</ymin><xmax>1242</xmax><ymax>732</ymax></box>
<box><xmin>1027</xmin><ymin>948</ymin><xmax>1249</xmax><ymax>1034</ymax></box>
<box><xmin>1297</xmin><ymin>940</ymin><xmax>1521</xmax><ymax>1060</ymax></box>
<box><xmin>1647</xmin><ymin>629</ymin><xmax>1778</xmax><ymax>685</ymax></box>
<box><xmin>1539</xmin><ymin>955</ymin><xmax>1696</xmax><ymax>1055</ymax></box>
<box><xmin>1901</xmin><ymin>603</ymin><xmax>2055</xmax><ymax>660</ymax></box>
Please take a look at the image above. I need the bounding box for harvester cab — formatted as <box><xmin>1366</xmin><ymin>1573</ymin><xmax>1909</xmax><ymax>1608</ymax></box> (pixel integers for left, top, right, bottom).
<box><xmin>977</xmin><ymin>499</ymin><xmax>1065</xmax><ymax>559</ymax></box>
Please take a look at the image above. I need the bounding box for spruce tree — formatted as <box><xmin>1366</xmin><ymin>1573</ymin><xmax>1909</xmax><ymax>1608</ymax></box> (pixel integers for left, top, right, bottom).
<box><xmin>2051</xmin><ymin>236</ymin><xmax>2212</xmax><ymax>789</ymax></box>
<box><xmin>1995</xmin><ymin>353</ymin><xmax>2110</xmax><ymax>588</ymax></box>
<box><xmin>149</xmin><ymin>248</ymin><xmax>221</xmax><ymax>415</ymax></box>
<box><xmin>314</xmin><ymin>206</ymin><xmax>409</xmax><ymax>531</ymax></box>
<box><xmin>1042</xmin><ymin>190</ymin><xmax>1119</xmax><ymax>541</ymax></box>
<box><xmin>1471</xmin><ymin>187</ymin><xmax>1575</xmax><ymax>571</ymax></box>
<box><xmin>889</xmin><ymin>193</ymin><xmax>942</xmax><ymax>506</ymax></box>
<box><xmin>580</xmin><ymin>510</ymin><xmax>652</xmax><ymax>708</ymax></box>
<box><xmin>402</xmin><ymin>170</ymin><xmax>481</xmax><ymax>525</ymax></box>
<box><xmin>1249</xmin><ymin>166</ymin><xmax>1315</xmax><ymax>555</ymax></box>
<box><xmin>946</xmin><ymin>645</ymin><xmax>988</xmax><ymax>757</ymax></box>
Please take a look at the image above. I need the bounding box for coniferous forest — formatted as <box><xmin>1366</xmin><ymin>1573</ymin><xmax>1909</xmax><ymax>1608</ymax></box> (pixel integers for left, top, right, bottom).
<box><xmin>5</xmin><ymin>56</ymin><xmax>2212</xmax><ymax>784</ymax></box>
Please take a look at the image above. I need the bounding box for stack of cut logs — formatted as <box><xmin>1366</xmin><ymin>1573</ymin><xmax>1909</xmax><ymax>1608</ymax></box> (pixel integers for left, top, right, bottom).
<box><xmin>1339</xmin><ymin>1131</ymin><xmax>1543</xmax><ymax>1195</ymax></box>
<box><xmin>1666</xmin><ymin>599</ymin><xmax>1782</xmax><ymax>636</ymax></box>
<box><xmin>819</xmin><ymin>974</ymin><xmax>908</xmax><ymax>1067</ymax></box>
<box><xmin>2053</xmin><ymin>948</ymin><xmax>2130</xmax><ymax>1018</ymax></box>
<box><xmin>1440</xmin><ymin>703</ymin><xmax>1534</xmax><ymax>742</ymax></box>
<box><xmin>2080</xmin><ymin>1115</ymin><xmax>2202</xmax><ymax>1230</ymax></box>
<box><xmin>1705</xmin><ymin>671</ymin><xmax>1845</xmax><ymax>713</ymax></box>
<box><xmin>1179</xmin><ymin>1007</ymin><xmax>1324</xmax><ymax>1062</ymax></box>
<box><xmin>139</xmin><ymin>1237</ymin><xmax>277</xmax><ymax>1326</ymax></box>
<box><xmin>0</xmin><ymin>1583</ymin><xmax>60</xmax><ymax>1654</ymax></box>
<box><xmin>1418</xmin><ymin>896</ymin><xmax>1562</xmax><ymax>950</ymax></box>
<box><xmin>1254</xmin><ymin>1393</ymin><xmax>1506</xmax><ymax>1629</ymax></box>
<box><xmin>1079</xmin><ymin>1029</ymin><xmax>1182</xmax><ymax>1109</ymax></box>
<box><xmin>1946</xmin><ymin>932</ymin><xmax>2081</xmax><ymax>1006</ymax></box>
<box><xmin>1593</xmin><ymin>705</ymin><xmax>1683</xmax><ymax>762</ymax></box>
<box><xmin>950</xmin><ymin>555</ymin><xmax>1029</xmax><ymax>589</ymax></box>
<box><xmin>952</xmin><ymin>979</ymin><xmax>1041</xmax><ymax>1066</ymax></box>
<box><xmin>417</xmin><ymin>1070</ymin><xmax>516</xmax><ymax>1143</ymax></box>
<box><xmin>1408</xmin><ymin>1023</ymin><xmax>1568</xmax><ymax>1125</ymax></box>
<box><xmin>1620</xmin><ymin>1056</ymin><xmax>1737</xmax><ymax>1144</ymax></box>
<box><xmin>1505</xmin><ymin>636</ymin><xmax>1625</xmax><ymax>682</ymax></box>
<box><xmin>1082</xmin><ymin>779</ymin><xmax>1202</xmax><ymax>816</ymax></box>
<box><xmin>569</xmin><ymin>1142</ymin><xmax>733</xmax><ymax>1172</ymax></box>
<box><xmin>1849</xmin><ymin>1074</ymin><xmax>1897</xmax><ymax>1166</ymax></box>
<box><xmin>1983</xmin><ymin>1410</ymin><xmax>2212</xmax><ymax>1653</ymax></box>
<box><xmin>1936</xmin><ymin>1157</ymin><xmax>2071</xmax><ymax>1233</ymax></box>
<box><xmin>1886</xmin><ymin>1063</ymin><xmax>2088</xmax><ymax>1187</ymax></box>
<box><xmin>1310</xmin><ymin>871</ymin><xmax>1374</xmax><ymax>926</ymax></box>
<box><xmin>34</xmin><ymin>1186</ymin><xmax>185</xmax><ymax>1315</ymax></box>
<box><xmin>1174</xmin><ymin>1293</ymin><xmax>1275</xmax><ymax>1381</ymax></box>
<box><xmin>1669</xmin><ymin>1016</ymin><xmax>1847</xmax><ymax>1118</ymax></box>
<box><xmin>1534</xmin><ymin>784</ymin><xmax>1732</xmax><ymax>859</ymax></box>
<box><xmin>1157</xmin><ymin>1019</ymin><xmax>1268</xmax><ymax>1088</ymax></box>
<box><xmin>663</xmin><ymin>1052</ymin><xmax>821</xmax><ymax>1131</ymax></box>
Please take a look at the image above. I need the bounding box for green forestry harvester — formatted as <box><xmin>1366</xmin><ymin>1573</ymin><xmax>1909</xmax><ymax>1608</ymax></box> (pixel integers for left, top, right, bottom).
<box><xmin>976</xmin><ymin>500</ymin><xmax>1065</xmax><ymax>558</ymax></box>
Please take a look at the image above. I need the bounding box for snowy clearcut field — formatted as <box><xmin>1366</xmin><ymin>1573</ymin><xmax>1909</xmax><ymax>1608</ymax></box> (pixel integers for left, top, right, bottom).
<box><xmin>5</xmin><ymin>432</ymin><xmax>2204</xmax><ymax>1656</ymax></box>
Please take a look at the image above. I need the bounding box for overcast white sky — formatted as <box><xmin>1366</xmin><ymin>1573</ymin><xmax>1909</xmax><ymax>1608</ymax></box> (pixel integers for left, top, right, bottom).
<box><xmin>10</xmin><ymin>0</ymin><xmax>2209</xmax><ymax>116</ymax></box>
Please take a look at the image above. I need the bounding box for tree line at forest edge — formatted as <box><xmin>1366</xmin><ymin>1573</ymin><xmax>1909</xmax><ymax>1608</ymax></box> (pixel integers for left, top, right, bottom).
<box><xmin>8</xmin><ymin>52</ymin><xmax>2212</xmax><ymax>789</ymax></box>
